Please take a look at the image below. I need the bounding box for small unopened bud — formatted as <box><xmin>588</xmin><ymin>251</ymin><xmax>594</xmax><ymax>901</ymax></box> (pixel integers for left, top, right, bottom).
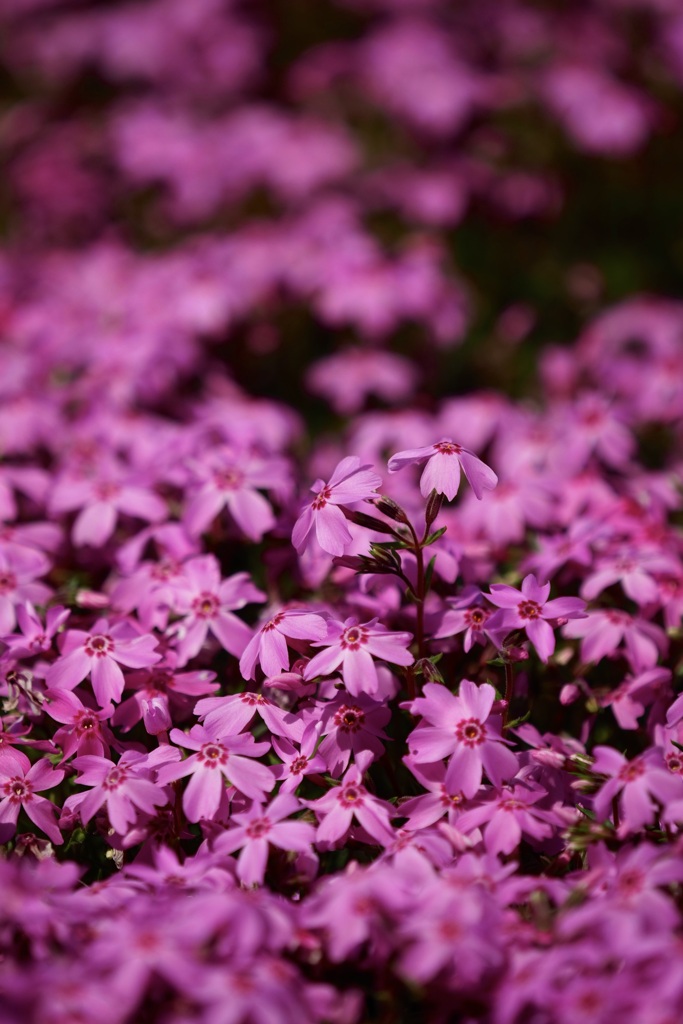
<box><xmin>339</xmin><ymin>505</ymin><xmax>398</xmax><ymax>535</ymax></box>
<box><xmin>141</xmin><ymin>695</ymin><xmax>172</xmax><ymax>736</ymax></box>
<box><xmin>425</xmin><ymin>489</ymin><xmax>444</xmax><ymax>529</ymax></box>
<box><xmin>560</xmin><ymin>683</ymin><xmax>580</xmax><ymax>706</ymax></box>
<box><xmin>416</xmin><ymin>658</ymin><xmax>444</xmax><ymax>684</ymax></box>
<box><xmin>503</xmin><ymin>645</ymin><xmax>529</xmax><ymax>663</ymax></box>
<box><xmin>373</xmin><ymin>495</ymin><xmax>409</xmax><ymax>524</ymax></box>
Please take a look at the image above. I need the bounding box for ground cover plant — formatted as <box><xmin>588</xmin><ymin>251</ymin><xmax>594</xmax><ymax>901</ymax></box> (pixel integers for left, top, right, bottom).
<box><xmin>2</xmin><ymin>0</ymin><xmax>683</xmax><ymax>1021</ymax></box>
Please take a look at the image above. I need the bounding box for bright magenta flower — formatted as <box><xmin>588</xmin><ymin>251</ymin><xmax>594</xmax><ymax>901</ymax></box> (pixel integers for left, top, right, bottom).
<box><xmin>304</xmin><ymin>617</ymin><xmax>413</xmax><ymax>696</ymax></box>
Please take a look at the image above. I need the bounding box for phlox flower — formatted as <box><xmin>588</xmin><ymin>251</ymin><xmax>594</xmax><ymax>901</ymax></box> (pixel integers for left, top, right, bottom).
<box><xmin>239</xmin><ymin>608</ymin><xmax>328</xmax><ymax>680</ymax></box>
<box><xmin>169</xmin><ymin>555</ymin><xmax>265</xmax><ymax>665</ymax></box>
<box><xmin>157</xmin><ymin>725</ymin><xmax>274</xmax><ymax>821</ymax></box>
<box><xmin>183</xmin><ymin>446</ymin><xmax>284</xmax><ymax>542</ymax></box>
<box><xmin>592</xmin><ymin>746</ymin><xmax>683</xmax><ymax>836</ymax></box>
<box><xmin>196</xmin><ymin>690</ymin><xmax>303</xmax><ymax>742</ymax></box>
<box><xmin>303</xmin><ymin>617</ymin><xmax>413</xmax><ymax>696</ymax></box>
<box><xmin>272</xmin><ymin>722</ymin><xmax>326</xmax><ymax>793</ymax></box>
<box><xmin>0</xmin><ymin>551</ymin><xmax>53</xmax><ymax>634</ymax></box>
<box><xmin>0</xmin><ymin>749</ymin><xmax>65</xmax><ymax>844</ymax></box>
<box><xmin>388</xmin><ymin>437</ymin><xmax>497</xmax><ymax>500</ymax></box>
<box><xmin>50</xmin><ymin>466</ymin><xmax>167</xmax><ymax>547</ymax></box>
<box><xmin>456</xmin><ymin>781</ymin><xmax>556</xmax><ymax>855</ymax></box>
<box><xmin>315</xmin><ymin>692</ymin><xmax>391</xmax><ymax>776</ymax></box>
<box><xmin>563</xmin><ymin>608</ymin><xmax>668</xmax><ymax>671</ymax></box>
<box><xmin>213</xmin><ymin>794</ymin><xmax>316</xmax><ymax>885</ymax></box>
<box><xmin>487</xmin><ymin>573</ymin><xmax>586</xmax><ymax>662</ymax></box>
<box><xmin>44</xmin><ymin>687</ymin><xmax>114</xmax><ymax>761</ymax></box>
<box><xmin>291</xmin><ymin>455</ymin><xmax>382</xmax><ymax>556</ymax></box>
<box><xmin>112</xmin><ymin>657</ymin><xmax>218</xmax><ymax>733</ymax></box>
<box><xmin>1</xmin><ymin>602</ymin><xmax>69</xmax><ymax>658</ymax></box>
<box><xmin>408</xmin><ymin>680</ymin><xmax>518</xmax><ymax>798</ymax></box>
<box><xmin>46</xmin><ymin>618</ymin><xmax>162</xmax><ymax>706</ymax></box>
<box><xmin>305</xmin><ymin>760</ymin><xmax>394</xmax><ymax>846</ymax></box>
<box><xmin>70</xmin><ymin>750</ymin><xmax>172</xmax><ymax>835</ymax></box>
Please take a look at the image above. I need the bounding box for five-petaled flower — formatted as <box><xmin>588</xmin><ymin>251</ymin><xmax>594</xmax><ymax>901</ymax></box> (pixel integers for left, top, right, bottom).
<box><xmin>292</xmin><ymin>456</ymin><xmax>382</xmax><ymax>556</ymax></box>
<box><xmin>388</xmin><ymin>438</ymin><xmax>497</xmax><ymax>500</ymax></box>
<box><xmin>487</xmin><ymin>573</ymin><xmax>586</xmax><ymax>662</ymax></box>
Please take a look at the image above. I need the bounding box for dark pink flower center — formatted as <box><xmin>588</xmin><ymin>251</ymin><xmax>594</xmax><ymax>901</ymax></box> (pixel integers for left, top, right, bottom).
<box><xmin>150</xmin><ymin>560</ymin><xmax>180</xmax><ymax>582</ymax></box>
<box><xmin>240</xmin><ymin>693</ymin><xmax>267</xmax><ymax>706</ymax></box>
<box><xmin>104</xmin><ymin>767</ymin><xmax>129</xmax><ymax>790</ymax></box>
<box><xmin>618</xmin><ymin>760</ymin><xmax>645</xmax><ymax>782</ymax></box>
<box><xmin>518</xmin><ymin>600</ymin><xmax>541</xmax><ymax>619</ymax></box>
<box><xmin>440</xmin><ymin>786</ymin><xmax>464</xmax><ymax>808</ymax></box>
<box><xmin>290</xmin><ymin>755</ymin><xmax>308</xmax><ymax>774</ymax></box>
<box><xmin>3</xmin><ymin>777</ymin><xmax>31</xmax><ymax>803</ymax></box>
<box><xmin>198</xmin><ymin>742</ymin><xmax>228</xmax><ymax>767</ymax></box>
<box><xmin>262</xmin><ymin>613</ymin><xmax>285</xmax><ymax>632</ymax></box>
<box><xmin>499</xmin><ymin>798</ymin><xmax>523</xmax><ymax>812</ymax></box>
<box><xmin>192</xmin><ymin>592</ymin><xmax>219</xmax><ymax>619</ymax></box>
<box><xmin>339</xmin><ymin>784</ymin><xmax>363</xmax><ymax>806</ymax></box>
<box><xmin>95</xmin><ymin>481</ymin><xmax>119</xmax><ymax>501</ymax></box>
<box><xmin>0</xmin><ymin>572</ymin><xmax>17</xmax><ymax>594</ymax></box>
<box><xmin>666</xmin><ymin>753</ymin><xmax>683</xmax><ymax>774</ymax></box>
<box><xmin>465</xmin><ymin>608</ymin><xmax>489</xmax><ymax>628</ymax></box>
<box><xmin>334</xmin><ymin>705</ymin><xmax>365</xmax><ymax>732</ymax></box>
<box><xmin>340</xmin><ymin>626</ymin><xmax>367</xmax><ymax>650</ymax></box>
<box><xmin>455</xmin><ymin>718</ymin><xmax>486</xmax><ymax>747</ymax></box>
<box><xmin>75</xmin><ymin>712</ymin><xmax>98</xmax><ymax>734</ymax></box>
<box><xmin>29</xmin><ymin>633</ymin><xmax>48</xmax><ymax>652</ymax></box>
<box><xmin>434</xmin><ymin>441</ymin><xmax>462</xmax><ymax>456</ymax></box>
<box><xmin>85</xmin><ymin>634</ymin><xmax>114</xmax><ymax>657</ymax></box>
<box><xmin>618</xmin><ymin>869</ymin><xmax>644</xmax><ymax>895</ymax></box>
<box><xmin>213</xmin><ymin>468</ymin><xmax>244</xmax><ymax>492</ymax></box>
<box><xmin>245</xmin><ymin>817</ymin><xmax>271</xmax><ymax>839</ymax></box>
<box><xmin>312</xmin><ymin>486</ymin><xmax>332</xmax><ymax>510</ymax></box>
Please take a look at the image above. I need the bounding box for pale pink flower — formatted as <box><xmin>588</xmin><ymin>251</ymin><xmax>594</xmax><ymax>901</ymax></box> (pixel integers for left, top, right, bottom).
<box><xmin>239</xmin><ymin>608</ymin><xmax>328</xmax><ymax>680</ymax></box>
<box><xmin>387</xmin><ymin>438</ymin><xmax>497</xmax><ymax>500</ymax></box>
<box><xmin>292</xmin><ymin>456</ymin><xmax>382</xmax><ymax>556</ymax></box>
<box><xmin>157</xmin><ymin>725</ymin><xmax>273</xmax><ymax>821</ymax></box>
<box><xmin>408</xmin><ymin>680</ymin><xmax>518</xmax><ymax>798</ymax></box>
<box><xmin>46</xmin><ymin>618</ymin><xmax>162</xmax><ymax>706</ymax></box>
<box><xmin>487</xmin><ymin>574</ymin><xmax>586</xmax><ymax>662</ymax></box>
<box><xmin>170</xmin><ymin>555</ymin><xmax>265</xmax><ymax>665</ymax></box>
<box><xmin>0</xmin><ymin>749</ymin><xmax>64</xmax><ymax>844</ymax></box>
<box><xmin>304</xmin><ymin>617</ymin><xmax>413</xmax><ymax>696</ymax></box>
<box><xmin>70</xmin><ymin>750</ymin><xmax>170</xmax><ymax>835</ymax></box>
<box><xmin>213</xmin><ymin>794</ymin><xmax>316</xmax><ymax>885</ymax></box>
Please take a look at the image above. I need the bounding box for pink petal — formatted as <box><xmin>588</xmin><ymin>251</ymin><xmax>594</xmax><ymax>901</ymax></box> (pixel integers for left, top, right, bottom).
<box><xmin>91</xmin><ymin>656</ymin><xmax>126</xmax><ymax>705</ymax></box>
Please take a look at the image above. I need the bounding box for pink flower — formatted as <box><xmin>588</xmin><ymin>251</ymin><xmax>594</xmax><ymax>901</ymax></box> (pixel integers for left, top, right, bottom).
<box><xmin>46</xmin><ymin>618</ymin><xmax>162</xmax><ymax>706</ymax></box>
<box><xmin>387</xmin><ymin>437</ymin><xmax>497</xmax><ymax>500</ymax></box>
<box><xmin>213</xmin><ymin>794</ymin><xmax>316</xmax><ymax>885</ymax></box>
<box><xmin>456</xmin><ymin>781</ymin><xmax>556</xmax><ymax>855</ymax></box>
<box><xmin>592</xmin><ymin>747</ymin><xmax>683</xmax><ymax>836</ymax></box>
<box><xmin>0</xmin><ymin>749</ymin><xmax>65</xmax><ymax>845</ymax></box>
<box><xmin>303</xmin><ymin>617</ymin><xmax>413</xmax><ymax>696</ymax></box>
<box><xmin>305</xmin><ymin>761</ymin><xmax>394</xmax><ymax>846</ymax></box>
<box><xmin>183</xmin><ymin>446</ymin><xmax>283</xmax><ymax>542</ymax></box>
<box><xmin>487</xmin><ymin>573</ymin><xmax>586</xmax><ymax>662</ymax></box>
<box><xmin>170</xmin><ymin>555</ymin><xmax>265</xmax><ymax>666</ymax></box>
<box><xmin>292</xmin><ymin>456</ymin><xmax>382</xmax><ymax>556</ymax></box>
<box><xmin>50</xmin><ymin>466</ymin><xmax>167</xmax><ymax>547</ymax></box>
<box><xmin>408</xmin><ymin>680</ymin><xmax>518</xmax><ymax>798</ymax></box>
<box><xmin>70</xmin><ymin>750</ymin><xmax>171</xmax><ymax>836</ymax></box>
<box><xmin>1</xmin><ymin>601</ymin><xmax>69</xmax><ymax>658</ymax></box>
<box><xmin>44</xmin><ymin>688</ymin><xmax>114</xmax><ymax>761</ymax></box>
<box><xmin>157</xmin><ymin>725</ymin><xmax>274</xmax><ymax>821</ymax></box>
<box><xmin>239</xmin><ymin>607</ymin><xmax>328</xmax><ymax>680</ymax></box>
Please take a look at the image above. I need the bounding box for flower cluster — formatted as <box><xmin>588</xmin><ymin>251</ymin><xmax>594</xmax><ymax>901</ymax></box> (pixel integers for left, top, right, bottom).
<box><xmin>1</xmin><ymin>0</ymin><xmax>683</xmax><ymax>1022</ymax></box>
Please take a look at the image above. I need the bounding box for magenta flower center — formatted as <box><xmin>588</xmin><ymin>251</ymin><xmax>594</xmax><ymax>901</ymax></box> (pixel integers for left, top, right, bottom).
<box><xmin>334</xmin><ymin>704</ymin><xmax>365</xmax><ymax>732</ymax></box>
<box><xmin>440</xmin><ymin>786</ymin><xmax>464</xmax><ymax>807</ymax></box>
<box><xmin>290</xmin><ymin>755</ymin><xmax>308</xmax><ymax>774</ymax></box>
<box><xmin>434</xmin><ymin>441</ymin><xmax>462</xmax><ymax>456</ymax></box>
<box><xmin>95</xmin><ymin>481</ymin><xmax>119</xmax><ymax>501</ymax></box>
<box><xmin>240</xmin><ymin>693</ymin><xmax>266</xmax><ymax>706</ymax></box>
<box><xmin>666</xmin><ymin>753</ymin><xmax>683</xmax><ymax>773</ymax></box>
<box><xmin>75</xmin><ymin>712</ymin><xmax>98</xmax><ymax>733</ymax></box>
<box><xmin>618</xmin><ymin>760</ymin><xmax>645</xmax><ymax>782</ymax></box>
<box><xmin>0</xmin><ymin>571</ymin><xmax>17</xmax><ymax>594</ymax></box>
<box><xmin>150</xmin><ymin>560</ymin><xmax>180</xmax><ymax>581</ymax></box>
<box><xmin>4</xmin><ymin>777</ymin><xmax>31</xmax><ymax>803</ymax></box>
<box><xmin>518</xmin><ymin>600</ymin><xmax>541</xmax><ymax>619</ymax></box>
<box><xmin>85</xmin><ymin>634</ymin><xmax>114</xmax><ymax>657</ymax></box>
<box><xmin>455</xmin><ymin>718</ymin><xmax>486</xmax><ymax>747</ymax></box>
<box><xmin>499</xmin><ymin>798</ymin><xmax>523</xmax><ymax>812</ymax></box>
<box><xmin>245</xmin><ymin>817</ymin><xmax>271</xmax><ymax>839</ymax></box>
<box><xmin>193</xmin><ymin>592</ymin><xmax>219</xmax><ymax>619</ymax></box>
<box><xmin>465</xmin><ymin>608</ymin><xmax>489</xmax><ymax>628</ymax></box>
<box><xmin>340</xmin><ymin>626</ymin><xmax>367</xmax><ymax>650</ymax></box>
<box><xmin>213</xmin><ymin>467</ymin><xmax>244</xmax><ymax>491</ymax></box>
<box><xmin>311</xmin><ymin>486</ymin><xmax>332</xmax><ymax>510</ymax></box>
<box><xmin>29</xmin><ymin>633</ymin><xmax>48</xmax><ymax>652</ymax></box>
<box><xmin>198</xmin><ymin>742</ymin><xmax>228</xmax><ymax>767</ymax></box>
<box><xmin>262</xmin><ymin>613</ymin><xmax>285</xmax><ymax>632</ymax></box>
<box><xmin>339</xmin><ymin>784</ymin><xmax>363</xmax><ymax>806</ymax></box>
<box><xmin>104</xmin><ymin>767</ymin><xmax>129</xmax><ymax>790</ymax></box>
